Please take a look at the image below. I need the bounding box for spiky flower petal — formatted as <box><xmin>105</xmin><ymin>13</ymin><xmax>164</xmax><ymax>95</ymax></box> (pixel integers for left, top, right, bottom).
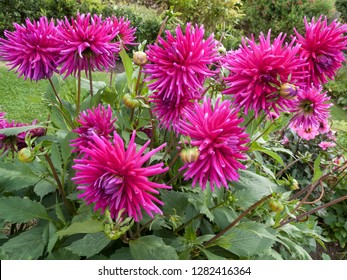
<box><xmin>294</xmin><ymin>16</ymin><xmax>347</xmax><ymax>86</ymax></box>
<box><xmin>72</xmin><ymin>131</ymin><xmax>170</xmax><ymax>221</ymax></box>
<box><xmin>223</xmin><ymin>31</ymin><xmax>308</xmax><ymax>116</ymax></box>
<box><xmin>0</xmin><ymin>16</ymin><xmax>60</xmax><ymax>81</ymax></box>
<box><xmin>178</xmin><ymin>98</ymin><xmax>249</xmax><ymax>190</ymax></box>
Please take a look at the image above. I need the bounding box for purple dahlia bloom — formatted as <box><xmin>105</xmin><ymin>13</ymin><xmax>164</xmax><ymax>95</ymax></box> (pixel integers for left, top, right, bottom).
<box><xmin>71</xmin><ymin>104</ymin><xmax>116</xmax><ymax>153</ymax></box>
<box><xmin>223</xmin><ymin>31</ymin><xmax>308</xmax><ymax>116</ymax></box>
<box><xmin>72</xmin><ymin>131</ymin><xmax>170</xmax><ymax>222</ymax></box>
<box><xmin>0</xmin><ymin>16</ymin><xmax>60</xmax><ymax>81</ymax></box>
<box><xmin>178</xmin><ymin>98</ymin><xmax>249</xmax><ymax>191</ymax></box>
<box><xmin>144</xmin><ymin>23</ymin><xmax>218</xmax><ymax>104</ymax></box>
<box><xmin>56</xmin><ymin>13</ymin><xmax>120</xmax><ymax>78</ymax></box>
<box><xmin>294</xmin><ymin>16</ymin><xmax>347</xmax><ymax>87</ymax></box>
<box><xmin>289</xmin><ymin>86</ymin><xmax>332</xmax><ymax>131</ymax></box>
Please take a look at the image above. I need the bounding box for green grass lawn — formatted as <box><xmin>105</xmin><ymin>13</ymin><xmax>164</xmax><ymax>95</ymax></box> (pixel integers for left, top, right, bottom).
<box><xmin>0</xmin><ymin>65</ymin><xmax>111</xmax><ymax>124</ymax></box>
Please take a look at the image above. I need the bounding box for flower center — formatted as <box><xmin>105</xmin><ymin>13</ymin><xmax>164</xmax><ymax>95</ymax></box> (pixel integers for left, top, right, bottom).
<box><xmin>299</xmin><ymin>100</ymin><xmax>314</xmax><ymax>114</ymax></box>
<box><xmin>316</xmin><ymin>55</ymin><xmax>333</xmax><ymax>70</ymax></box>
<box><xmin>95</xmin><ymin>172</ymin><xmax>124</xmax><ymax>195</ymax></box>
<box><xmin>260</xmin><ymin>73</ymin><xmax>273</xmax><ymax>83</ymax></box>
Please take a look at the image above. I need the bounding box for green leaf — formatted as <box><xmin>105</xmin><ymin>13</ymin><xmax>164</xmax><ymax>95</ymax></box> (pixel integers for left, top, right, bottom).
<box><xmin>0</xmin><ymin>124</ymin><xmax>44</xmax><ymax>136</ymax></box>
<box><xmin>45</xmin><ymin>248</ymin><xmax>80</xmax><ymax>260</ymax></box>
<box><xmin>212</xmin><ymin>206</ymin><xmax>237</xmax><ymax>230</ymax></box>
<box><xmin>81</xmin><ymin>77</ymin><xmax>106</xmax><ymax>92</ymax></box>
<box><xmin>114</xmin><ymin>72</ymin><xmax>128</xmax><ymax>95</ymax></box>
<box><xmin>34</xmin><ymin>179</ymin><xmax>56</xmax><ymax>200</ymax></box>
<box><xmin>0</xmin><ymin>162</ymin><xmax>40</xmax><ymax>192</ymax></box>
<box><xmin>201</xmin><ymin>248</ymin><xmax>226</xmax><ymax>260</ymax></box>
<box><xmin>65</xmin><ymin>232</ymin><xmax>111</xmax><ymax>258</ymax></box>
<box><xmin>277</xmin><ymin>235</ymin><xmax>312</xmax><ymax>260</ymax></box>
<box><xmin>129</xmin><ymin>235</ymin><xmax>178</xmax><ymax>260</ymax></box>
<box><xmin>110</xmin><ymin>247</ymin><xmax>133</xmax><ymax>260</ymax></box>
<box><xmin>1</xmin><ymin>226</ymin><xmax>46</xmax><ymax>259</ymax></box>
<box><xmin>313</xmin><ymin>153</ymin><xmax>322</xmax><ymax>183</ymax></box>
<box><xmin>233</xmin><ymin>170</ymin><xmax>281</xmax><ymax>208</ymax></box>
<box><xmin>215</xmin><ymin>222</ymin><xmax>276</xmax><ymax>257</ymax></box>
<box><xmin>57</xmin><ymin>219</ymin><xmax>103</xmax><ymax>237</ymax></box>
<box><xmin>119</xmin><ymin>49</ymin><xmax>134</xmax><ymax>91</ymax></box>
<box><xmin>250</xmin><ymin>142</ymin><xmax>284</xmax><ymax>166</ymax></box>
<box><xmin>0</xmin><ymin>197</ymin><xmax>51</xmax><ymax>223</ymax></box>
<box><xmin>161</xmin><ymin>189</ymin><xmax>189</xmax><ymax>216</ymax></box>
<box><xmin>186</xmin><ymin>190</ymin><xmax>214</xmax><ymax>221</ymax></box>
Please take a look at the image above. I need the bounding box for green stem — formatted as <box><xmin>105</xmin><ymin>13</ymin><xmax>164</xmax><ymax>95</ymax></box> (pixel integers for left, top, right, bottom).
<box><xmin>48</xmin><ymin>77</ymin><xmax>64</xmax><ymax>108</ymax></box>
<box><xmin>275</xmin><ymin>155</ymin><xmax>306</xmax><ymax>178</ymax></box>
<box><xmin>134</xmin><ymin>66</ymin><xmax>143</xmax><ymax>96</ymax></box>
<box><xmin>204</xmin><ymin>194</ymin><xmax>272</xmax><ymax>247</ymax></box>
<box><xmin>44</xmin><ymin>154</ymin><xmax>74</xmax><ymax>216</ymax></box>
<box><xmin>76</xmin><ymin>72</ymin><xmax>81</xmax><ymax>116</ymax></box>
<box><xmin>278</xmin><ymin>195</ymin><xmax>347</xmax><ymax>228</ymax></box>
<box><xmin>248</xmin><ymin>121</ymin><xmax>273</xmax><ymax>147</ymax></box>
<box><xmin>88</xmin><ymin>57</ymin><xmax>93</xmax><ymax>99</ymax></box>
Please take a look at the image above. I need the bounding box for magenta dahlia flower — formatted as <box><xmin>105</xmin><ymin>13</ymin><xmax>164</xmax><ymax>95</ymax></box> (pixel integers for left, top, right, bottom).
<box><xmin>71</xmin><ymin>104</ymin><xmax>116</xmax><ymax>153</ymax></box>
<box><xmin>56</xmin><ymin>13</ymin><xmax>120</xmax><ymax>78</ymax></box>
<box><xmin>144</xmin><ymin>23</ymin><xmax>218</xmax><ymax>103</ymax></box>
<box><xmin>289</xmin><ymin>86</ymin><xmax>332</xmax><ymax>131</ymax></box>
<box><xmin>296</xmin><ymin>126</ymin><xmax>319</xmax><ymax>141</ymax></box>
<box><xmin>0</xmin><ymin>16</ymin><xmax>60</xmax><ymax>81</ymax></box>
<box><xmin>108</xmin><ymin>16</ymin><xmax>136</xmax><ymax>50</ymax></box>
<box><xmin>294</xmin><ymin>16</ymin><xmax>347</xmax><ymax>86</ymax></box>
<box><xmin>319</xmin><ymin>141</ymin><xmax>336</xmax><ymax>150</ymax></box>
<box><xmin>223</xmin><ymin>31</ymin><xmax>308</xmax><ymax>116</ymax></box>
<box><xmin>72</xmin><ymin>131</ymin><xmax>170</xmax><ymax>221</ymax></box>
<box><xmin>178</xmin><ymin>98</ymin><xmax>249</xmax><ymax>190</ymax></box>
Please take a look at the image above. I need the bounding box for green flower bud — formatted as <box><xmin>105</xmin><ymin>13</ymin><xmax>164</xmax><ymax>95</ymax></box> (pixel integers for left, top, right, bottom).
<box><xmin>123</xmin><ymin>93</ymin><xmax>140</xmax><ymax>109</ymax></box>
<box><xmin>18</xmin><ymin>148</ymin><xmax>35</xmax><ymax>163</ymax></box>
<box><xmin>269</xmin><ymin>198</ymin><xmax>284</xmax><ymax>213</ymax></box>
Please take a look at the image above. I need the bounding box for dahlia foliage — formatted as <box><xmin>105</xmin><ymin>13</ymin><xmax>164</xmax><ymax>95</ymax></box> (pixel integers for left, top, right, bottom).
<box><xmin>0</xmin><ymin>11</ymin><xmax>347</xmax><ymax>260</ymax></box>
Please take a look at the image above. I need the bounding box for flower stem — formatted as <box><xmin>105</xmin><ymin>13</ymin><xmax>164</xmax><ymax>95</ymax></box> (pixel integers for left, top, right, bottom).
<box><xmin>48</xmin><ymin>77</ymin><xmax>63</xmax><ymax>108</ymax></box>
<box><xmin>204</xmin><ymin>194</ymin><xmax>272</xmax><ymax>247</ymax></box>
<box><xmin>134</xmin><ymin>66</ymin><xmax>143</xmax><ymax>96</ymax></box>
<box><xmin>76</xmin><ymin>72</ymin><xmax>81</xmax><ymax>116</ymax></box>
<box><xmin>88</xmin><ymin>57</ymin><xmax>93</xmax><ymax>99</ymax></box>
<box><xmin>44</xmin><ymin>154</ymin><xmax>74</xmax><ymax>215</ymax></box>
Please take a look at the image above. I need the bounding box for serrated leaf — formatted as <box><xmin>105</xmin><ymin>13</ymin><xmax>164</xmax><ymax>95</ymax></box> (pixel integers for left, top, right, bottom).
<box><xmin>0</xmin><ymin>162</ymin><xmax>40</xmax><ymax>192</ymax></box>
<box><xmin>66</xmin><ymin>232</ymin><xmax>111</xmax><ymax>258</ymax></box>
<box><xmin>212</xmin><ymin>206</ymin><xmax>237</xmax><ymax>230</ymax></box>
<box><xmin>57</xmin><ymin>219</ymin><xmax>103</xmax><ymax>237</ymax></box>
<box><xmin>0</xmin><ymin>125</ymin><xmax>44</xmax><ymax>136</ymax></box>
<box><xmin>313</xmin><ymin>153</ymin><xmax>322</xmax><ymax>183</ymax></box>
<box><xmin>110</xmin><ymin>247</ymin><xmax>133</xmax><ymax>260</ymax></box>
<box><xmin>129</xmin><ymin>235</ymin><xmax>178</xmax><ymax>260</ymax></box>
<box><xmin>34</xmin><ymin>179</ymin><xmax>56</xmax><ymax>200</ymax></box>
<box><xmin>1</xmin><ymin>226</ymin><xmax>46</xmax><ymax>259</ymax></box>
<box><xmin>161</xmin><ymin>189</ymin><xmax>189</xmax><ymax>216</ymax></box>
<box><xmin>215</xmin><ymin>222</ymin><xmax>276</xmax><ymax>257</ymax></box>
<box><xmin>186</xmin><ymin>191</ymin><xmax>214</xmax><ymax>221</ymax></box>
<box><xmin>233</xmin><ymin>170</ymin><xmax>282</xmax><ymax>208</ymax></box>
<box><xmin>45</xmin><ymin>248</ymin><xmax>80</xmax><ymax>260</ymax></box>
<box><xmin>0</xmin><ymin>197</ymin><xmax>51</xmax><ymax>223</ymax></box>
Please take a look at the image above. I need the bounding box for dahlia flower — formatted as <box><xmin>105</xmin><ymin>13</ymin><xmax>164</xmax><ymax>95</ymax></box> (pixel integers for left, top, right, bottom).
<box><xmin>178</xmin><ymin>98</ymin><xmax>249</xmax><ymax>190</ymax></box>
<box><xmin>72</xmin><ymin>131</ymin><xmax>170</xmax><ymax>221</ymax></box>
<box><xmin>223</xmin><ymin>31</ymin><xmax>308</xmax><ymax>116</ymax></box>
<box><xmin>144</xmin><ymin>23</ymin><xmax>218</xmax><ymax>104</ymax></box>
<box><xmin>294</xmin><ymin>16</ymin><xmax>347</xmax><ymax>86</ymax></box>
<box><xmin>56</xmin><ymin>13</ymin><xmax>120</xmax><ymax>78</ymax></box>
<box><xmin>289</xmin><ymin>86</ymin><xmax>332</xmax><ymax>131</ymax></box>
<box><xmin>296</xmin><ymin>126</ymin><xmax>319</xmax><ymax>141</ymax></box>
<box><xmin>71</xmin><ymin>104</ymin><xmax>116</xmax><ymax>153</ymax></box>
<box><xmin>0</xmin><ymin>16</ymin><xmax>60</xmax><ymax>81</ymax></box>
<box><xmin>108</xmin><ymin>16</ymin><xmax>136</xmax><ymax>49</ymax></box>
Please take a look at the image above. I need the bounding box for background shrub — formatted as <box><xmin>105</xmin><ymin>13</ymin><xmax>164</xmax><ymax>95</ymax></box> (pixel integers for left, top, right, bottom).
<box><xmin>238</xmin><ymin>0</ymin><xmax>336</xmax><ymax>39</ymax></box>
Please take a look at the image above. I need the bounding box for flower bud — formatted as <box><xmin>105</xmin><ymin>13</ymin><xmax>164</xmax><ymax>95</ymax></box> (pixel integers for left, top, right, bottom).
<box><xmin>18</xmin><ymin>147</ymin><xmax>35</xmax><ymax>163</ymax></box>
<box><xmin>123</xmin><ymin>93</ymin><xmax>140</xmax><ymax>109</ymax></box>
<box><xmin>290</xmin><ymin>179</ymin><xmax>299</xmax><ymax>190</ymax></box>
<box><xmin>180</xmin><ymin>147</ymin><xmax>200</xmax><ymax>164</ymax></box>
<box><xmin>280</xmin><ymin>83</ymin><xmax>297</xmax><ymax>100</ymax></box>
<box><xmin>268</xmin><ymin>198</ymin><xmax>284</xmax><ymax>213</ymax></box>
<box><xmin>133</xmin><ymin>51</ymin><xmax>147</xmax><ymax>66</ymax></box>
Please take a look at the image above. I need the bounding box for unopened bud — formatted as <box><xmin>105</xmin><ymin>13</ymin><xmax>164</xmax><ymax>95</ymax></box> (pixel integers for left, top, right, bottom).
<box><xmin>180</xmin><ymin>147</ymin><xmax>200</xmax><ymax>164</ymax></box>
<box><xmin>290</xmin><ymin>179</ymin><xmax>299</xmax><ymax>190</ymax></box>
<box><xmin>123</xmin><ymin>93</ymin><xmax>140</xmax><ymax>109</ymax></box>
<box><xmin>280</xmin><ymin>83</ymin><xmax>297</xmax><ymax>100</ymax></box>
<box><xmin>18</xmin><ymin>148</ymin><xmax>35</xmax><ymax>163</ymax></box>
<box><xmin>133</xmin><ymin>51</ymin><xmax>147</xmax><ymax>66</ymax></box>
